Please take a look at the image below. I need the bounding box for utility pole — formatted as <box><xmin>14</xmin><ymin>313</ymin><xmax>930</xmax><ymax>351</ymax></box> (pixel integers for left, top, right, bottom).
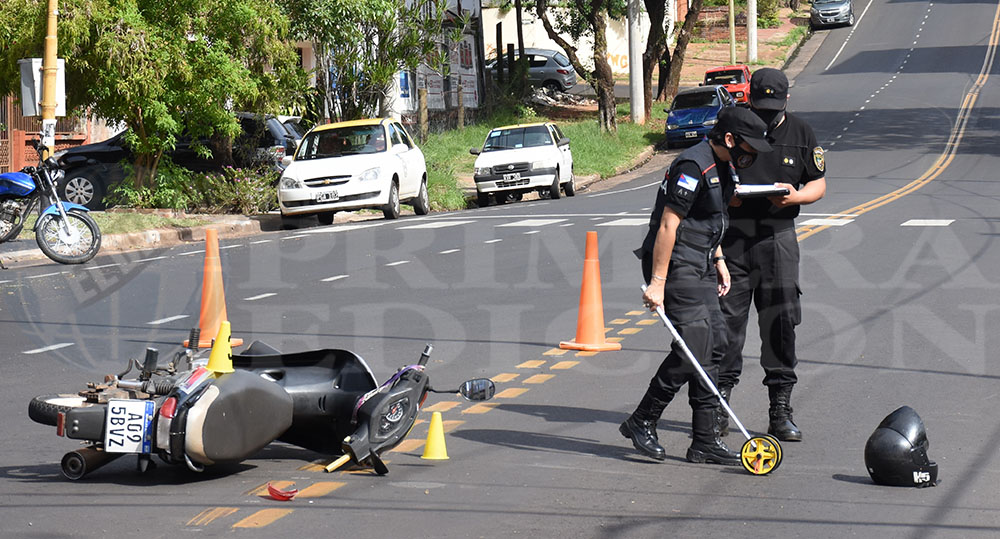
<box><xmin>728</xmin><ymin>0</ymin><xmax>736</xmax><ymax>64</ymax></box>
<box><xmin>747</xmin><ymin>0</ymin><xmax>758</xmax><ymax>63</ymax></box>
<box><xmin>39</xmin><ymin>0</ymin><xmax>59</xmax><ymax>158</ymax></box>
<box><xmin>627</xmin><ymin>0</ymin><xmax>644</xmax><ymax>124</ymax></box>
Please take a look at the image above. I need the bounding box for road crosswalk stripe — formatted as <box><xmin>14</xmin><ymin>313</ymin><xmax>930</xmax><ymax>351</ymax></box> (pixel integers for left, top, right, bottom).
<box><xmin>398</xmin><ymin>220</ymin><xmax>474</xmax><ymax>229</ymax></box>
<box><xmin>498</xmin><ymin>218</ymin><xmax>567</xmax><ymax>227</ymax></box>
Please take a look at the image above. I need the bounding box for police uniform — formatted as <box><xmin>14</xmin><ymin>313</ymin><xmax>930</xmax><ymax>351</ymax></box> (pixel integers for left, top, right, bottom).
<box><xmin>716</xmin><ymin>68</ymin><xmax>826</xmax><ymax>442</ymax></box>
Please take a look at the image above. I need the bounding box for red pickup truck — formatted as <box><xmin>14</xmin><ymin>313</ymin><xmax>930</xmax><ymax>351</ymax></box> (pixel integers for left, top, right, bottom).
<box><xmin>703</xmin><ymin>65</ymin><xmax>752</xmax><ymax>105</ymax></box>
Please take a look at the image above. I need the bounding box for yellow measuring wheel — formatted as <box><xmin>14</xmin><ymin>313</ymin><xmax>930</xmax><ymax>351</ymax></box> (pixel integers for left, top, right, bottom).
<box><xmin>741</xmin><ymin>435</ymin><xmax>783</xmax><ymax>475</ymax></box>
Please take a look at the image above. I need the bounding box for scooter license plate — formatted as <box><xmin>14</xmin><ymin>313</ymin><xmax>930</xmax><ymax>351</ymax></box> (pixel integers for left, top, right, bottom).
<box><xmin>316</xmin><ymin>190</ymin><xmax>339</xmax><ymax>203</ymax></box>
<box><xmin>104</xmin><ymin>399</ymin><xmax>155</xmax><ymax>454</ymax></box>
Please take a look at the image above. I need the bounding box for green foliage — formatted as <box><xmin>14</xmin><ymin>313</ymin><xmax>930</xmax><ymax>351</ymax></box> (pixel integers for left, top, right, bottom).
<box><xmin>758</xmin><ymin>0</ymin><xmax>782</xmax><ymax>23</ymax></box>
<box><xmin>0</xmin><ymin>0</ymin><xmax>306</xmax><ymax>188</ymax></box>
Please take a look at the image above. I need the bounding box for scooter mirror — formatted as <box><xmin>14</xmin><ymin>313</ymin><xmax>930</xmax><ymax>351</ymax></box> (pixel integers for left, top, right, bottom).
<box><xmin>459</xmin><ymin>378</ymin><xmax>495</xmax><ymax>401</ymax></box>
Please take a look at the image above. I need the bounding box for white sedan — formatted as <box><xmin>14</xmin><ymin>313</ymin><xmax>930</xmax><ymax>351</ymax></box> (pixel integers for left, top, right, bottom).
<box><xmin>470</xmin><ymin>122</ymin><xmax>575</xmax><ymax>206</ymax></box>
<box><xmin>278</xmin><ymin>118</ymin><xmax>429</xmax><ymax>224</ymax></box>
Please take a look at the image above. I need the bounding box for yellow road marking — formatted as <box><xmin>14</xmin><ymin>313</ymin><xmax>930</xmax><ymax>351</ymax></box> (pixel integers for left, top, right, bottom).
<box><xmin>187</xmin><ymin>507</ymin><xmax>238</xmax><ymax>526</ymax></box>
<box><xmin>626</xmin><ymin>310</ymin><xmax>645</xmax><ymax>316</ymax></box>
<box><xmin>496</xmin><ymin>387</ymin><xmax>529</xmax><ymax>398</ymax></box>
<box><xmin>492</xmin><ymin>373</ymin><xmax>519</xmax><ymax>382</ymax></box>
<box><xmin>551</xmin><ymin>360</ymin><xmax>579</xmax><ymax>369</ymax></box>
<box><xmin>464</xmin><ymin>402</ymin><xmax>499</xmax><ymax>414</ymax></box>
<box><xmin>523</xmin><ymin>374</ymin><xmax>554</xmax><ymax>384</ymax></box>
<box><xmin>297</xmin><ymin>481</ymin><xmax>345</xmax><ymax>498</ymax></box>
<box><xmin>609</xmin><ymin>318</ymin><xmax>630</xmax><ymax>324</ymax></box>
<box><xmin>424</xmin><ymin>401</ymin><xmax>460</xmax><ymax>412</ymax></box>
<box><xmin>517</xmin><ymin>360</ymin><xmax>545</xmax><ymax>368</ymax></box>
<box><xmin>576</xmin><ymin>351</ymin><xmax>598</xmax><ymax>357</ymax></box>
<box><xmin>605</xmin><ymin>337</ymin><xmax>624</xmax><ymax>343</ymax></box>
<box><xmin>637</xmin><ymin>319</ymin><xmax>658</xmax><ymax>326</ymax></box>
<box><xmin>543</xmin><ymin>348</ymin><xmax>569</xmax><ymax>356</ymax></box>
<box><xmin>391</xmin><ymin>438</ymin><xmax>426</xmax><ymax>453</ymax></box>
<box><xmin>298</xmin><ymin>462</ymin><xmax>328</xmax><ymax>472</ymax></box>
<box><xmin>618</xmin><ymin>328</ymin><xmax>641</xmax><ymax>335</ymax></box>
<box><xmin>232</xmin><ymin>508</ymin><xmax>294</xmax><ymax>528</ymax></box>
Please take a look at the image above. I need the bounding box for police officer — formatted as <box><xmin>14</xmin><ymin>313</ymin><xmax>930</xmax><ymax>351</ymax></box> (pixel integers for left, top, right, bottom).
<box><xmin>716</xmin><ymin>68</ymin><xmax>827</xmax><ymax>442</ymax></box>
<box><xmin>621</xmin><ymin>107</ymin><xmax>772</xmax><ymax>463</ymax></box>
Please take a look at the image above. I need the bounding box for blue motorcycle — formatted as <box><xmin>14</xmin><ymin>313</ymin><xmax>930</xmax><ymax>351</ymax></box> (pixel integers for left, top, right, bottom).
<box><xmin>0</xmin><ymin>143</ymin><xmax>101</xmax><ymax>264</ymax></box>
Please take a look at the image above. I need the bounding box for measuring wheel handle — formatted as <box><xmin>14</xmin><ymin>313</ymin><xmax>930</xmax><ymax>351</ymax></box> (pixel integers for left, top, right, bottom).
<box><xmin>740</xmin><ymin>435</ymin><xmax>783</xmax><ymax>476</ymax></box>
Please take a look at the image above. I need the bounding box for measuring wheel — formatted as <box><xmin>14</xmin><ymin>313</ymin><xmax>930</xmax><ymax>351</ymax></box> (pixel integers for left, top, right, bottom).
<box><xmin>740</xmin><ymin>435</ymin><xmax>783</xmax><ymax>475</ymax></box>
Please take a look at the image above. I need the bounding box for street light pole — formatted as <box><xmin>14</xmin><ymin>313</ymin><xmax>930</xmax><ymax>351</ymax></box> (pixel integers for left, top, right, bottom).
<box><xmin>627</xmin><ymin>0</ymin><xmax>644</xmax><ymax>124</ymax></box>
<box><xmin>39</xmin><ymin>0</ymin><xmax>59</xmax><ymax>158</ymax></box>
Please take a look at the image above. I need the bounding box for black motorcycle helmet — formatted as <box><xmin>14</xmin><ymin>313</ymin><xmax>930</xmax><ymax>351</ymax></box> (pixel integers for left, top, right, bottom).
<box><xmin>864</xmin><ymin>406</ymin><xmax>938</xmax><ymax>487</ymax></box>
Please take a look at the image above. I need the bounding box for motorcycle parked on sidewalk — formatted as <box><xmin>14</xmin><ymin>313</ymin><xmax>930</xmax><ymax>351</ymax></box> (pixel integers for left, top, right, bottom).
<box><xmin>0</xmin><ymin>142</ymin><xmax>101</xmax><ymax>264</ymax></box>
<box><xmin>27</xmin><ymin>332</ymin><xmax>494</xmax><ymax>480</ymax></box>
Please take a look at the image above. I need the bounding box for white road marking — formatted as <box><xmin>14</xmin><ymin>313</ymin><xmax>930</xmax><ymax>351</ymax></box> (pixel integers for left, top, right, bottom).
<box><xmin>498</xmin><ymin>219</ymin><xmax>567</xmax><ymax>227</ymax></box>
<box><xmin>0</xmin><ymin>280</ymin><xmax>9</xmax><ymax>284</ymax></box>
<box><xmin>800</xmin><ymin>212</ymin><xmax>859</xmax><ymax>217</ymax></box>
<box><xmin>524</xmin><ymin>230</ymin><xmax>540</xmax><ymax>235</ymax></box>
<box><xmin>219</xmin><ymin>245</ymin><xmax>239</xmax><ymax>250</ymax></box>
<box><xmin>559</xmin><ymin>223</ymin><xmax>574</xmax><ymax>227</ymax></box>
<box><xmin>485</xmin><ymin>239</ymin><xmax>503</xmax><ymax>244</ymax></box>
<box><xmin>25</xmin><ymin>343</ymin><xmax>74</xmax><ymax>355</ymax></box>
<box><xmin>398</xmin><ymin>220</ymin><xmax>474</xmax><ymax>230</ymax></box>
<box><xmin>26</xmin><ymin>272</ymin><xmax>62</xmax><ymax>279</ymax></box>
<box><xmin>901</xmin><ymin>219</ymin><xmax>954</xmax><ymax>227</ymax></box>
<box><xmin>300</xmin><ymin>223</ymin><xmax>385</xmax><ymax>234</ymax></box>
<box><xmin>179</xmin><ymin>250</ymin><xmax>205</xmax><ymax>256</ymax></box>
<box><xmin>148</xmin><ymin>315</ymin><xmax>189</xmax><ymax>325</ymax></box>
<box><xmin>244</xmin><ymin>293</ymin><xmax>277</xmax><ymax>301</ymax></box>
<box><xmin>135</xmin><ymin>256</ymin><xmax>168</xmax><ymax>263</ymax></box>
<box><xmin>439</xmin><ymin>249</ymin><xmax>460</xmax><ymax>254</ymax></box>
<box><xmin>597</xmin><ymin>218</ymin><xmax>647</xmax><ymax>227</ymax></box>
<box><xmin>825</xmin><ymin>0</ymin><xmax>876</xmax><ymax>71</ymax></box>
<box><xmin>250</xmin><ymin>240</ymin><xmax>272</xmax><ymax>245</ymax></box>
<box><xmin>85</xmin><ymin>263</ymin><xmax>122</xmax><ymax>270</ymax></box>
<box><xmin>587</xmin><ymin>181</ymin><xmax>661</xmax><ymax>197</ymax></box>
<box><xmin>321</xmin><ymin>274</ymin><xmax>349</xmax><ymax>282</ymax></box>
<box><xmin>386</xmin><ymin>260</ymin><xmax>410</xmax><ymax>267</ymax></box>
<box><xmin>283</xmin><ymin>235</ymin><xmax>308</xmax><ymax>240</ymax></box>
<box><xmin>800</xmin><ymin>218</ymin><xmax>854</xmax><ymax>227</ymax></box>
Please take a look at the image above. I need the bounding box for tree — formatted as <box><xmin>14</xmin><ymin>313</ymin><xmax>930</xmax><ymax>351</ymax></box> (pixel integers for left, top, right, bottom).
<box><xmin>0</xmin><ymin>0</ymin><xmax>303</xmax><ymax>189</ymax></box>
<box><xmin>535</xmin><ymin>0</ymin><xmax>625</xmax><ymax>133</ymax></box>
<box><xmin>641</xmin><ymin>0</ymin><xmax>670</xmax><ymax>118</ymax></box>
<box><xmin>279</xmin><ymin>0</ymin><xmax>448</xmax><ymax>122</ymax></box>
<box><xmin>659</xmin><ymin>0</ymin><xmax>704</xmax><ymax>103</ymax></box>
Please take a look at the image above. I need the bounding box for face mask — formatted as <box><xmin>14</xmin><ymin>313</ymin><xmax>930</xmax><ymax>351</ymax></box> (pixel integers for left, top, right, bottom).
<box><xmin>729</xmin><ymin>138</ymin><xmax>758</xmax><ymax>169</ymax></box>
<box><xmin>753</xmin><ymin>109</ymin><xmax>785</xmax><ymax>132</ymax></box>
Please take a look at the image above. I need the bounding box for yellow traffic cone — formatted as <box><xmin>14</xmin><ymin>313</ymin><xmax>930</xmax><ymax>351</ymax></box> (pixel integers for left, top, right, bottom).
<box><xmin>421</xmin><ymin>411</ymin><xmax>449</xmax><ymax>460</ymax></box>
<box><xmin>205</xmin><ymin>320</ymin><xmax>235</xmax><ymax>375</ymax></box>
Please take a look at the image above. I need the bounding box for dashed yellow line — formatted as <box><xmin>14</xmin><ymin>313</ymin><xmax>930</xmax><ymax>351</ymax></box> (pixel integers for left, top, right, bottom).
<box><xmin>543</xmin><ymin>348</ymin><xmax>569</xmax><ymax>356</ymax></box>
<box><xmin>298</xmin><ymin>461</ymin><xmax>328</xmax><ymax>472</ymax></box>
<box><xmin>637</xmin><ymin>319</ymin><xmax>658</xmax><ymax>326</ymax></box>
<box><xmin>551</xmin><ymin>360</ymin><xmax>579</xmax><ymax>369</ymax></box>
<box><xmin>523</xmin><ymin>374</ymin><xmax>554</xmax><ymax>384</ymax></box>
<box><xmin>609</xmin><ymin>318</ymin><xmax>631</xmax><ymax>324</ymax></box>
<box><xmin>626</xmin><ymin>310</ymin><xmax>645</xmax><ymax>316</ymax></box>
<box><xmin>605</xmin><ymin>337</ymin><xmax>624</xmax><ymax>343</ymax></box>
<box><xmin>492</xmin><ymin>373</ymin><xmax>519</xmax><ymax>382</ymax></box>
<box><xmin>424</xmin><ymin>401</ymin><xmax>460</xmax><ymax>412</ymax></box>
<box><xmin>232</xmin><ymin>509</ymin><xmax>294</xmax><ymax>528</ymax></box>
<box><xmin>247</xmin><ymin>481</ymin><xmax>295</xmax><ymax>497</ymax></box>
<box><xmin>464</xmin><ymin>402</ymin><xmax>499</xmax><ymax>414</ymax></box>
<box><xmin>517</xmin><ymin>360</ymin><xmax>546</xmax><ymax>369</ymax></box>
<box><xmin>618</xmin><ymin>328</ymin><xmax>642</xmax><ymax>335</ymax></box>
<box><xmin>576</xmin><ymin>351</ymin><xmax>598</xmax><ymax>357</ymax></box>
<box><xmin>297</xmin><ymin>481</ymin><xmax>346</xmax><ymax>498</ymax></box>
<box><xmin>187</xmin><ymin>507</ymin><xmax>238</xmax><ymax>526</ymax></box>
<box><xmin>496</xmin><ymin>387</ymin><xmax>529</xmax><ymax>398</ymax></box>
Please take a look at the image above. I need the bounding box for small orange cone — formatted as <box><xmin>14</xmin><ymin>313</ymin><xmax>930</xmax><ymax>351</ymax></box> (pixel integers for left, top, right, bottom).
<box><xmin>560</xmin><ymin>231</ymin><xmax>622</xmax><ymax>352</ymax></box>
<box><xmin>421</xmin><ymin>411</ymin><xmax>449</xmax><ymax>460</ymax></box>
<box><xmin>183</xmin><ymin>229</ymin><xmax>243</xmax><ymax>348</ymax></box>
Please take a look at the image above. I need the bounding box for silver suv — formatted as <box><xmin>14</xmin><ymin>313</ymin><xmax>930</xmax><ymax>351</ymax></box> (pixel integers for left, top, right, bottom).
<box><xmin>488</xmin><ymin>48</ymin><xmax>577</xmax><ymax>92</ymax></box>
<box><xmin>810</xmin><ymin>0</ymin><xmax>855</xmax><ymax>28</ymax></box>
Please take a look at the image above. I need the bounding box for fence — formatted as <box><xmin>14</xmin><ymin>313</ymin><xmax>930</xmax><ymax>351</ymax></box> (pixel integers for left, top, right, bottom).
<box><xmin>0</xmin><ymin>95</ymin><xmax>89</xmax><ymax>172</ymax></box>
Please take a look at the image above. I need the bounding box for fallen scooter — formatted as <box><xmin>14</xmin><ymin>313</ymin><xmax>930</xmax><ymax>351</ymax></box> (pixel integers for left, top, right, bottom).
<box><xmin>27</xmin><ymin>326</ymin><xmax>495</xmax><ymax>480</ymax></box>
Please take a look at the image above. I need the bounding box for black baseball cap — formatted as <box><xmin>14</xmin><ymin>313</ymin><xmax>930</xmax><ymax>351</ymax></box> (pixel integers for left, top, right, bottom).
<box><xmin>713</xmin><ymin>107</ymin><xmax>772</xmax><ymax>153</ymax></box>
<box><xmin>750</xmin><ymin>67</ymin><xmax>789</xmax><ymax>110</ymax></box>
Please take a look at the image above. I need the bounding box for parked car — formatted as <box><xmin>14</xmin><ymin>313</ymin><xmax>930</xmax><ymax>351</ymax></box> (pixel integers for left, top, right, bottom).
<box><xmin>703</xmin><ymin>64</ymin><xmax>751</xmax><ymax>105</ymax></box>
<box><xmin>469</xmin><ymin>122</ymin><xmax>574</xmax><ymax>207</ymax></box>
<box><xmin>277</xmin><ymin>118</ymin><xmax>429</xmax><ymax>224</ymax></box>
<box><xmin>664</xmin><ymin>86</ymin><xmax>736</xmax><ymax>149</ymax></box>
<box><xmin>54</xmin><ymin>113</ymin><xmax>296</xmax><ymax>210</ymax></box>
<box><xmin>487</xmin><ymin>48</ymin><xmax>577</xmax><ymax>93</ymax></box>
<box><xmin>278</xmin><ymin>115</ymin><xmax>306</xmax><ymax>147</ymax></box>
<box><xmin>810</xmin><ymin>0</ymin><xmax>855</xmax><ymax>28</ymax></box>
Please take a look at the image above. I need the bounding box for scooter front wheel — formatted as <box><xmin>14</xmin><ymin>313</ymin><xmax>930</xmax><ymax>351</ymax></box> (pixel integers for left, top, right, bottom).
<box><xmin>740</xmin><ymin>435</ymin><xmax>782</xmax><ymax>475</ymax></box>
<box><xmin>35</xmin><ymin>210</ymin><xmax>101</xmax><ymax>264</ymax></box>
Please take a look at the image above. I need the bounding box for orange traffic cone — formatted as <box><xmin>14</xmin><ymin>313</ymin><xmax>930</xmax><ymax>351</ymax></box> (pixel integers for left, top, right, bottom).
<box><xmin>183</xmin><ymin>229</ymin><xmax>243</xmax><ymax>348</ymax></box>
<box><xmin>560</xmin><ymin>231</ymin><xmax>621</xmax><ymax>352</ymax></box>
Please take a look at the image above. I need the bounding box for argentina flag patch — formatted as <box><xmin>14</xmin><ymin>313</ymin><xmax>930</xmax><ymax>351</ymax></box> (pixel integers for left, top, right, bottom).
<box><xmin>677</xmin><ymin>173</ymin><xmax>699</xmax><ymax>192</ymax></box>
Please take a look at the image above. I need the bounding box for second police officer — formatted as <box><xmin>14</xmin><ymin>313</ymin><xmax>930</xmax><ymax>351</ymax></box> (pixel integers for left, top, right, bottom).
<box><xmin>621</xmin><ymin>107</ymin><xmax>772</xmax><ymax>464</ymax></box>
<box><xmin>716</xmin><ymin>68</ymin><xmax>827</xmax><ymax>442</ymax></box>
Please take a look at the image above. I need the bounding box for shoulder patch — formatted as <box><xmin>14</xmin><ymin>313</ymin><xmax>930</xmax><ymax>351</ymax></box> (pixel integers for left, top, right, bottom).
<box><xmin>677</xmin><ymin>173</ymin><xmax>699</xmax><ymax>192</ymax></box>
<box><xmin>813</xmin><ymin>147</ymin><xmax>825</xmax><ymax>172</ymax></box>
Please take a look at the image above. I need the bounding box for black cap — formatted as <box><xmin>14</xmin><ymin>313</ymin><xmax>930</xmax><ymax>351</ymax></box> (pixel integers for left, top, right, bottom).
<box><xmin>750</xmin><ymin>67</ymin><xmax>788</xmax><ymax>110</ymax></box>
<box><xmin>713</xmin><ymin>107</ymin><xmax>772</xmax><ymax>153</ymax></box>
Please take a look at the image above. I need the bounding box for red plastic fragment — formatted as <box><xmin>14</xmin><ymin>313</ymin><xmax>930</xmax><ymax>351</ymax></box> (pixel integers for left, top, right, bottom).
<box><xmin>267</xmin><ymin>482</ymin><xmax>298</xmax><ymax>501</ymax></box>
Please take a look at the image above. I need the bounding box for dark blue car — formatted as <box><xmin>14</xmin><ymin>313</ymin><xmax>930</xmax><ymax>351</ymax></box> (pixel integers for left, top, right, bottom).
<box><xmin>664</xmin><ymin>85</ymin><xmax>736</xmax><ymax>149</ymax></box>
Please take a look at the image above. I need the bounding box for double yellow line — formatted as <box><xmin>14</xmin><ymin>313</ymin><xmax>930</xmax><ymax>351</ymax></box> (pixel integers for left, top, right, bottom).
<box><xmin>797</xmin><ymin>1</ymin><xmax>1000</xmax><ymax>242</ymax></box>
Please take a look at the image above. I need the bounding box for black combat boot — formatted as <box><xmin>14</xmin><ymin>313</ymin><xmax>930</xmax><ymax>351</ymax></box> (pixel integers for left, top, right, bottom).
<box><xmin>768</xmin><ymin>385</ymin><xmax>802</xmax><ymax>441</ymax></box>
<box><xmin>686</xmin><ymin>409</ymin><xmax>741</xmax><ymax>465</ymax></box>
<box><xmin>620</xmin><ymin>394</ymin><xmax>669</xmax><ymax>461</ymax></box>
<box><xmin>715</xmin><ymin>384</ymin><xmax>734</xmax><ymax>437</ymax></box>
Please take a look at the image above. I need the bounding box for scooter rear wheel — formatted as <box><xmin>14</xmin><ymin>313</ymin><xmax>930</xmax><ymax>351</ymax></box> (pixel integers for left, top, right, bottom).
<box><xmin>740</xmin><ymin>435</ymin><xmax>782</xmax><ymax>475</ymax></box>
<box><xmin>28</xmin><ymin>394</ymin><xmax>96</xmax><ymax>426</ymax></box>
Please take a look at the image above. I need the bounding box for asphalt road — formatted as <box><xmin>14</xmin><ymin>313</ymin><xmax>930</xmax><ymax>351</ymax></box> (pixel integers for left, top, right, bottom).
<box><xmin>3</xmin><ymin>1</ymin><xmax>1000</xmax><ymax>537</ymax></box>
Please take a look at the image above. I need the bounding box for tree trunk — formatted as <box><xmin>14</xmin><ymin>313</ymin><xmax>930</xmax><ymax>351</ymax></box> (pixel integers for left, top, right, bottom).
<box><xmin>665</xmin><ymin>0</ymin><xmax>705</xmax><ymax>102</ymax></box>
<box><xmin>642</xmin><ymin>0</ymin><xmax>669</xmax><ymax>117</ymax></box>
<box><xmin>590</xmin><ymin>10</ymin><xmax>617</xmax><ymax>133</ymax></box>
